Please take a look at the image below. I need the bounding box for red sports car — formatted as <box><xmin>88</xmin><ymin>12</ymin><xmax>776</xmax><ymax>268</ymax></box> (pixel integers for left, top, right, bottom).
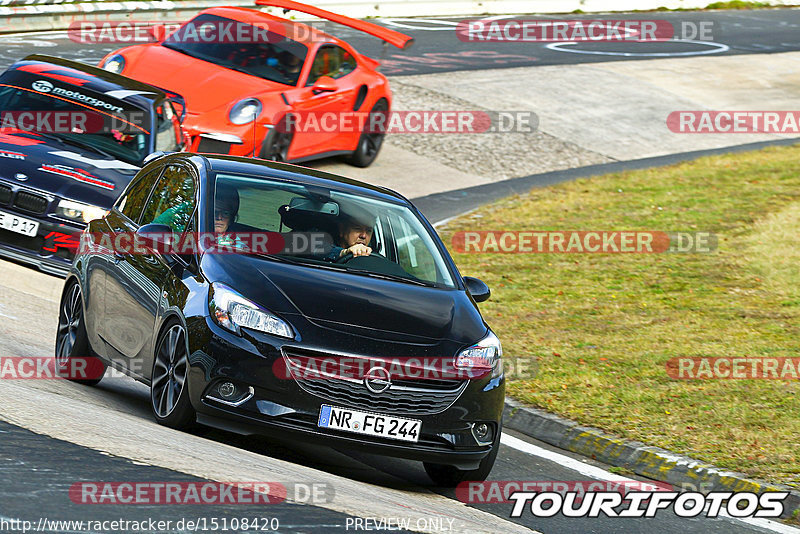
<box><xmin>98</xmin><ymin>0</ymin><xmax>412</xmax><ymax>167</ymax></box>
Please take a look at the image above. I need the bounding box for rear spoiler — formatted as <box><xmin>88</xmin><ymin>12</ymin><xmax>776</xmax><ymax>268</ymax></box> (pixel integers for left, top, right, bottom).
<box><xmin>255</xmin><ymin>0</ymin><xmax>413</xmax><ymax>50</ymax></box>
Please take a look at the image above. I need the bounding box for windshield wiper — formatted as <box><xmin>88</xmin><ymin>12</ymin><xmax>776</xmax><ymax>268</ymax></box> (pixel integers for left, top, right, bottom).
<box><xmin>344</xmin><ymin>268</ymin><xmax>433</xmax><ymax>287</ymax></box>
<box><xmin>35</xmin><ymin>131</ymin><xmax>118</xmax><ymax>161</ymax></box>
<box><xmin>57</xmin><ymin>135</ymin><xmax>118</xmax><ymax>161</ymax></box>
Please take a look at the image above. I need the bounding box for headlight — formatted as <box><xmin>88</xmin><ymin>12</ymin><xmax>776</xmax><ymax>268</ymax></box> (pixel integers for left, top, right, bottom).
<box><xmin>102</xmin><ymin>54</ymin><xmax>125</xmax><ymax>74</ymax></box>
<box><xmin>455</xmin><ymin>330</ymin><xmax>503</xmax><ymax>379</ymax></box>
<box><xmin>229</xmin><ymin>98</ymin><xmax>262</xmax><ymax>125</ymax></box>
<box><xmin>55</xmin><ymin>200</ymin><xmax>108</xmax><ymax>223</ymax></box>
<box><xmin>209</xmin><ymin>282</ymin><xmax>293</xmax><ymax>338</ymax></box>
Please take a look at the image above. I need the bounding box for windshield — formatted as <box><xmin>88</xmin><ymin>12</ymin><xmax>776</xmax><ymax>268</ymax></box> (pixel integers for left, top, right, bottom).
<box><xmin>211</xmin><ymin>172</ymin><xmax>456</xmax><ymax>288</ymax></box>
<box><xmin>162</xmin><ymin>14</ymin><xmax>309</xmax><ymax>86</ymax></box>
<box><xmin>0</xmin><ymin>83</ymin><xmax>149</xmax><ymax>165</ymax></box>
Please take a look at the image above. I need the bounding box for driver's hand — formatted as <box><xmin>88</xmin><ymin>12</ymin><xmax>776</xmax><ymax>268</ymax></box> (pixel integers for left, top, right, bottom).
<box><xmin>343</xmin><ymin>244</ymin><xmax>372</xmax><ymax>257</ymax></box>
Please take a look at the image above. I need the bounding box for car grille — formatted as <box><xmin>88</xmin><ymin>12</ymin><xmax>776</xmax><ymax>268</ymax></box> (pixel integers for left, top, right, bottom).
<box><xmin>282</xmin><ymin>348</ymin><xmax>468</xmax><ymax>416</ymax></box>
<box><xmin>13</xmin><ymin>190</ymin><xmax>48</xmax><ymax>215</ymax></box>
<box><xmin>0</xmin><ymin>184</ymin><xmax>11</xmax><ymax>205</ymax></box>
<box><xmin>197</xmin><ymin>137</ymin><xmax>233</xmax><ymax>155</ymax></box>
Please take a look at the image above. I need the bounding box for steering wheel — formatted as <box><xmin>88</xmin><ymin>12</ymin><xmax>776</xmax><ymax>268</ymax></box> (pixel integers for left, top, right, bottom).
<box><xmin>335</xmin><ymin>251</ymin><xmax>382</xmax><ymax>264</ymax></box>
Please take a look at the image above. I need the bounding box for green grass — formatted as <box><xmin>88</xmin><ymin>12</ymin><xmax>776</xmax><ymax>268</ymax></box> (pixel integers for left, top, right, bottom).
<box><xmin>441</xmin><ymin>144</ymin><xmax>800</xmax><ymax>486</ymax></box>
<box><xmin>705</xmin><ymin>1</ymin><xmax>772</xmax><ymax>9</ymax></box>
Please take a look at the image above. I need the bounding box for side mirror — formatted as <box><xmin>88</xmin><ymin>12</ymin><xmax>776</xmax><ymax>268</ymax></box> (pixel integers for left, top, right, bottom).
<box><xmin>311</xmin><ymin>76</ymin><xmax>338</xmax><ymax>95</ymax></box>
<box><xmin>143</xmin><ymin>151</ymin><xmax>168</xmax><ymax>165</ymax></box>
<box><xmin>136</xmin><ymin>223</ymin><xmax>177</xmax><ymax>252</ymax></box>
<box><xmin>147</xmin><ymin>24</ymin><xmax>167</xmax><ymax>41</ymax></box>
<box><xmin>463</xmin><ymin>276</ymin><xmax>491</xmax><ymax>303</ymax></box>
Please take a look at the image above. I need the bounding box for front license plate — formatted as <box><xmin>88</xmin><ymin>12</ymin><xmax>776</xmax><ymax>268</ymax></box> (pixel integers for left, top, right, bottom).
<box><xmin>318</xmin><ymin>405</ymin><xmax>421</xmax><ymax>443</ymax></box>
<box><xmin>0</xmin><ymin>210</ymin><xmax>39</xmax><ymax>237</ymax></box>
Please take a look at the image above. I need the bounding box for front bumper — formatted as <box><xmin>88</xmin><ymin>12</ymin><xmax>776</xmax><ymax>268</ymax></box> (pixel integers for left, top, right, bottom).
<box><xmin>186</xmin><ymin>315</ymin><xmax>505</xmax><ymax>469</ymax></box>
<box><xmin>0</xmin><ymin>209</ymin><xmax>82</xmax><ymax>277</ymax></box>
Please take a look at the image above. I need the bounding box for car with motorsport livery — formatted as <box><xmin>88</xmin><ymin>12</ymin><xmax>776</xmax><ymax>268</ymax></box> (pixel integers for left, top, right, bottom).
<box><xmin>98</xmin><ymin>0</ymin><xmax>413</xmax><ymax>167</ymax></box>
<box><xmin>59</xmin><ymin>152</ymin><xmax>504</xmax><ymax>485</ymax></box>
<box><xmin>0</xmin><ymin>54</ymin><xmax>187</xmax><ymax>275</ymax></box>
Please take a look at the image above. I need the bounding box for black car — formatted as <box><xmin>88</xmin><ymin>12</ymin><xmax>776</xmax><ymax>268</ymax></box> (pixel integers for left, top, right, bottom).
<box><xmin>0</xmin><ymin>54</ymin><xmax>186</xmax><ymax>275</ymax></box>
<box><xmin>58</xmin><ymin>153</ymin><xmax>504</xmax><ymax>485</ymax></box>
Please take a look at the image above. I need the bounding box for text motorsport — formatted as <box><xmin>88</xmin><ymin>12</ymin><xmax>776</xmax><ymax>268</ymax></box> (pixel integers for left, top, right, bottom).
<box><xmin>452</xmin><ymin>231</ymin><xmax>717</xmax><ymax>254</ymax></box>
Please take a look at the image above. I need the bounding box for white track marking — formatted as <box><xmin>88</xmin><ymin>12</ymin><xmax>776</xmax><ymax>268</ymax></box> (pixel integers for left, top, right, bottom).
<box><xmin>546</xmin><ymin>39</ymin><xmax>729</xmax><ymax>57</ymax></box>
<box><xmin>501</xmin><ymin>433</ymin><xmax>800</xmax><ymax>533</ymax></box>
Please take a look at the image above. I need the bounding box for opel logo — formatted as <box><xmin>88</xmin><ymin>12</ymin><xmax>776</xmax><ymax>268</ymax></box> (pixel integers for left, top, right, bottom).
<box><xmin>32</xmin><ymin>80</ymin><xmax>53</xmax><ymax>93</ymax></box>
<box><xmin>14</xmin><ymin>173</ymin><xmax>27</xmax><ymax>182</ymax></box>
<box><xmin>364</xmin><ymin>366</ymin><xmax>391</xmax><ymax>394</ymax></box>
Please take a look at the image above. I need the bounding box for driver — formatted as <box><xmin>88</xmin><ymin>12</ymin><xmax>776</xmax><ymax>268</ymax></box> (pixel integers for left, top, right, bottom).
<box><xmin>324</xmin><ymin>208</ymin><xmax>375</xmax><ymax>261</ymax></box>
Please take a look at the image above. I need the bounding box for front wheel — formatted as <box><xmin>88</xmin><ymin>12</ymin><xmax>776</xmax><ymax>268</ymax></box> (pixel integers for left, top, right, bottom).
<box><xmin>424</xmin><ymin>424</ymin><xmax>501</xmax><ymax>487</ymax></box>
<box><xmin>259</xmin><ymin>116</ymin><xmax>294</xmax><ymax>162</ymax></box>
<box><xmin>55</xmin><ymin>282</ymin><xmax>105</xmax><ymax>386</ymax></box>
<box><xmin>346</xmin><ymin>99</ymin><xmax>388</xmax><ymax>168</ymax></box>
<box><xmin>150</xmin><ymin>321</ymin><xmax>195</xmax><ymax>430</ymax></box>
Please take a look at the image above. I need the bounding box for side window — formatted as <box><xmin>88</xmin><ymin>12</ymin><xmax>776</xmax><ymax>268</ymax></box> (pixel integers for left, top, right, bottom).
<box><xmin>306</xmin><ymin>45</ymin><xmax>357</xmax><ymax>86</ymax></box>
<box><xmin>389</xmin><ymin>213</ymin><xmax>438</xmax><ymax>282</ymax></box>
<box><xmin>115</xmin><ymin>167</ymin><xmax>161</xmax><ymax>223</ymax></box>
<box><xmin>154</xmin><ymin>101</ymin><xmax>182</xmax><ymax>152</ymax></box>
<box><xmin>141</xmin><ymin>165</ymin><xmax>196</xmax><ymax>234</ymax></box>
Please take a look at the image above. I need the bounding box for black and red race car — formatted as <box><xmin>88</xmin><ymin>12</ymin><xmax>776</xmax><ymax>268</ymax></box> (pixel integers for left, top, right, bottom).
<box><xmin>0</xmin><ymin>54</ymin><xmax>187</xmax><ymax>275</ymax></box>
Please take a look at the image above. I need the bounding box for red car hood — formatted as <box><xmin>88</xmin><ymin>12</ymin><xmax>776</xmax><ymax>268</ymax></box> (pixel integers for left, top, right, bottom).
<box><xmin>123</xmin><ymin>44</ymin><xmax>287</xmax><ymax>114</ymax></box>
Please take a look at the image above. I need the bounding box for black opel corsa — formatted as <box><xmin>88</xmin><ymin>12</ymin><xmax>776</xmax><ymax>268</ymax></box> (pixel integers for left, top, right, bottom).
<box><xmin>58</xmin><ymin>153</ymin><xmax>504</xmax><ymax>485</ymax></box>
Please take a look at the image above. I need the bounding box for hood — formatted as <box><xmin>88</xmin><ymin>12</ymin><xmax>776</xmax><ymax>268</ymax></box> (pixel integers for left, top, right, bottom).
<box><xmin>123</xmin><ymin>45</ymin><xmax>289</xmax><ymax>114</ymax></box>
<box><xmin>0</xmin><ymin>132</ymin><xmax>138</xmax><ymax>207</ymax></box>
<box><xmin>203</xmin><ymin>253</ymin><xmax>486</xmax><ymax>343</ymax></box>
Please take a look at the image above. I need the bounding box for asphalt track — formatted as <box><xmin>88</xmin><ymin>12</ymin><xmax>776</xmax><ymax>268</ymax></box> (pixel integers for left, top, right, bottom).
<box><xmin>2</xmin><ymin>9</ymin><xmax>800</xmax><ymax>534</ymax></box>
<box><xmin>1</xmin><ymin>9</ymin><xmax>800</xmax><ymax>74</ymax></box>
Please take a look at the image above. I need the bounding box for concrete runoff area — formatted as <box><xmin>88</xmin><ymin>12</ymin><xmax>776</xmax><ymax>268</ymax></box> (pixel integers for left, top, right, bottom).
<box><xmin>310</xmin><ymin>51</ymin><xmax>800</xmax><ymax>198</ymax></box>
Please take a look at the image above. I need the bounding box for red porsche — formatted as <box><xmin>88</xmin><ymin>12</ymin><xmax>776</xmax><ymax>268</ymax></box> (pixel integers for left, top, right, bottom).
<box><xmin>98</xmin><ymin>0</ymin><xmax>412</xmax><ymax>167</ymax></box>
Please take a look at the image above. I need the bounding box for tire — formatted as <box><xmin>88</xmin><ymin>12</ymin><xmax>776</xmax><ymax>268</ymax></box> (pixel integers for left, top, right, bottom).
<box><xmin>259</xmin><ymin>115</ymin><xmax>294</xmax><ymax>162</ymax></box>
<box><xmin>346</xmin><ymin>99</ymin><xmax>388</xmax><ymax>168</ymax></box>
<box><xmin>55</xmin><ymin>282</ymin><xmax>106</xmax><ymax>386</ymax></box>
<box><xmin>150</xmin><ymin>320</ymin><xmax>195</xmax><ymax>430</ymax></box>
<box><xmin>423</xmin><ymin>423</ymin><xmax>502</xmax><ymax>487</ymax></box>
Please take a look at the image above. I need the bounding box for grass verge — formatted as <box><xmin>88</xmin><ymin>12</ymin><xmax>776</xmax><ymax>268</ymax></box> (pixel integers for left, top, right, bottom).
<box><xmin>441</xmin><ymin>144</ymin><xmax>800</xmax><ymax>486</ymax></box>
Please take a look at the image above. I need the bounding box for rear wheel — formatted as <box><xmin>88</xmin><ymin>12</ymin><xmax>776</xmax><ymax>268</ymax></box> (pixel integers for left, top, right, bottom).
<box><xmin>150</xmin><ymin>321</ymin><xmax>195</xmax><ymax>430</ymax></box>
<box><xmin>55</xmin><ymin>282</ymin><xmax>105</xmax><ymax>386</ymax></box>
<box><xmin>424</xmin><ymin>424</ymin><xmax>501</xmax><ymax>487</ymax></box>
<box><xmin>346</xmin><ymin>99</ymin><xmax>388</xmax><ymax>168</ymax></box>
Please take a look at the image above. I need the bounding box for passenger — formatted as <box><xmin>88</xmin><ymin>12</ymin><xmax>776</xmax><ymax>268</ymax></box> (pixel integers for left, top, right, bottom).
<box><xmin>214</xmin><ymin>184</ymin><xmax>239</xmax><ymax>233</ymax></box>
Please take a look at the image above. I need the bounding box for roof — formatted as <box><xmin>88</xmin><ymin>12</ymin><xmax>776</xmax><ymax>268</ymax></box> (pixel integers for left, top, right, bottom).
<box><xmin>201</xmin><ymin>153</ymin><xmax>409</xmax><ymax>204</ymax></box>
<box><xmin>11</xmin><ymin>55</ymin><xmax>170</xmax><ymax>110</ymax></box>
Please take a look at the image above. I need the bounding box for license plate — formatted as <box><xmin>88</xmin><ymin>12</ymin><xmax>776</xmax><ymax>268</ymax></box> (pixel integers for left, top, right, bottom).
<box><xmin>318</xmin><ymin>405</ymin><xmax>421</xmax><ymax>443</ymax></box>
<box><xmin>0</xmin><ymin>210</ymin><xmax>39</xmax><ymax>237</ymax></box>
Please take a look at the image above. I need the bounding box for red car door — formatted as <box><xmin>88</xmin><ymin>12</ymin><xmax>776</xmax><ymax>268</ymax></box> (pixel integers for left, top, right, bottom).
<box><xmin>286</xmin><ymin>44</ymin><xmax>361</xmax><ymax>157</ymax></box>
